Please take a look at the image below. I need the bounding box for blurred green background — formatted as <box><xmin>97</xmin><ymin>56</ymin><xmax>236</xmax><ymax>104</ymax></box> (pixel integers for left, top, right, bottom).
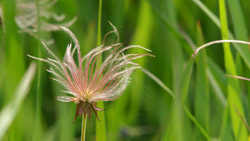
<box><xmin>1</xmin><ymin>0</ymin><xmax>250</xmax><ymax>140</ymax></box>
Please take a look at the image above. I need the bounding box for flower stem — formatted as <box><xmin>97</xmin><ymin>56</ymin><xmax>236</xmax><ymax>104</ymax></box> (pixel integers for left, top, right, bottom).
<box><xmin>95</xmin><ymin>0</ymin><xmax>107</xmax><ymax>140</ymax></box>
<box><xmin>34</xmin><ymin>0</ymin><xmax>42</xmax><ymax>140</ymax></box>
<box><xmin>81</xmin><ymin>114</ymin><xmax>87</xmax><ymax>141</ymax></box>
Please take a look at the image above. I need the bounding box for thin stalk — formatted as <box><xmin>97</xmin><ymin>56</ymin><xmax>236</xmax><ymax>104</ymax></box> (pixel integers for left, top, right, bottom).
<box><xmin>34</xmin><ymin>0</ymin><xmax>42</xmax><ymax>140</ymax></box>
<box><xmin>81</xmin><ymin>115</ymin><xmax>87</xmax><ymax>141</ymax></box>
<box><xmin>96</xmin><ymin>0</ymin><xmax>107</xmax><ymax>140</ymax></box>
<box><xmin>97</xmin><ymin>0</ymin><xmax>102</xmax><ymax>46</ymax></box>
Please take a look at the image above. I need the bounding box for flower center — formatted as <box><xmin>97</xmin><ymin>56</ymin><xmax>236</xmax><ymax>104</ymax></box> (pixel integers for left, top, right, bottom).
<box><xmin>73</xmin><ymin>100</ymin><xmax>103</xmax><ymax>122</ymax></box>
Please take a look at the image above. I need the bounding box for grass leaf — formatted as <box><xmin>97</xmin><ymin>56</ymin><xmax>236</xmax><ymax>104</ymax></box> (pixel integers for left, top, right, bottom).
<box><xmin>0</xmin><ymin>62</ymin><xmax>36</xmax><ymax>140</ymax></box>
<box><xmin>127</xmin><ymin>0</ymin><xmax>153</xmax><ymax>123</ymax></box>
<box><xmin>95</xmin><ymin>0</ymin><xmax>107</xmax><ymax>140</ymax></box>
<box><xmin>143</xmin><ymin>64</ymin><xmax>210</xmax><ymax>140</ymax></box>
<box><xmin>194</xmin><ymin>22</ymin><xmax>210</xmax><ymax>140</ymax></box>
<box><xmin>219</xmin><ymin>0</ymin><xmax>248</xmax><ymax>139</ymax></box>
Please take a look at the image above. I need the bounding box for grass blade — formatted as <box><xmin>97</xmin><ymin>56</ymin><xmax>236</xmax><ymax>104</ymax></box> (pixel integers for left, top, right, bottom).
<box><xmin>227</xmin><ymin>0</ymin><xmax>248</xmax><ymax>43</ymax></box>
<box><xmin>162</xmin><ymin>0</ymin><xmax>189</xmax><ymax>139</ymax></box>
<box><xmin>207</xmin><ymin>60</ymin><xmax>227</xmax><ymax>107</ymax></box>
<box><xmin>141</xmin><ymin>68</ymin><xmax>174</xmax><ymax>97</ymax></box>
<box><xmin>163</xmin><ymin>58</ymin><xmax>194</xmax><ymax>141</ymax></box>
<box><xmin>181</xmin><ymin>58</ymin><xmax>195</xmax><ymax>103</ymax></box>
<box><xmin>184</xmin><ymin>106</ymin><xmax>209</xmax><ymax>140</ymax></box>
<box><xmin>95</xmin><ymin>0</ymin><xmax>107</xmax><ymax>140</ymax></box>
<box><xmin>220</xmin><ymin>105</ymin><xmax>234</xmax><ymax>141</ymax></box>
<box><xmin>219</xmin><ymin>0</ymin><xmax>248</xmax><ymax>139</ymax></box>
<box><xmin>143</xmin><ymin>64</ymin><xmax>210</xmax><ymax>140</ymax></box>
<box><xmin>192</xmin><ymin>0</ymin><xmax>220</xmax><ymax>27</ymax></box>
<box><xmin>0</xmin><ymin>62</ymin><xmax>36</xmax><ymax>140</ymax></box>
<box><xmin>34</xmin><ymin>0</ymin><xmax>42</xmax><ymax>140</ymax></box>
<box><xmin>194</xmin><ymin>22</ymin><xmax>210</xmax><ymax>140</ymax></box>
<box><xmin>127</xmin><ymin>0</ymin><xmax>153</xmax><ymax>123</ymax></box>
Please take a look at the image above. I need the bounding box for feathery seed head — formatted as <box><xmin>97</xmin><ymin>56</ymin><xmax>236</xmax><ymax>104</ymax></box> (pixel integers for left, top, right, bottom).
<box><xmin>15</xmin><ymin>0</ymin><xmax>77</xmax><ymax>44</ymax></box>
<box><xmin>29</xmin><ymin>24</ymin><xmax>154</xmax><ymax>121</ymax></box>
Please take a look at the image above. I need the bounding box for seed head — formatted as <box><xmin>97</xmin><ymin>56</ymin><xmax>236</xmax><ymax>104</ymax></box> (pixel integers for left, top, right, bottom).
<box><xmin>15</xmin><ymin>0</ymin><xmax>77</xmax><ymax>45</ymax></box>
<box><xmin>29</xmin><ymin>23</ymin><xmax>154</xmax><ymax>121</ymax></box>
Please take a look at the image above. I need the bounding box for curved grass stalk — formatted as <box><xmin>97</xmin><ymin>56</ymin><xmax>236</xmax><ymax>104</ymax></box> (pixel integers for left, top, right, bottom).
<box><xmin>226</xmin><ymin>75</ymin><xmax>250</xmax><ymax>81</ymax></box>
<box><xmin>192</xmin><ymin>40</ymin><xmax>250</xmax><ymax>58</ymax></box>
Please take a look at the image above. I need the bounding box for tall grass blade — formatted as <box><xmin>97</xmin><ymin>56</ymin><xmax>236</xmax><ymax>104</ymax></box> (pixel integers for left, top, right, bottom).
<box><xmin>219</xmin><ymin>0</ymin><xmax>248</xmax><ymax>139</ymax></box>
<box><xmin>233</xmin><ymin>106</ymin><xmax>250</xmax><ymax>133</ymax></box>
<box><xmin>180</xmin><ymin>58</ymin><xmax>195</xmax><ymax>103</ymax></box>
<box><xmin>207</xmin><ymin>61</ymin><xmax>226</xmax><ymax>107</ymax></box>
<box><xmin>143</xmin><ymin>64</ymin><xmax>210</xmax><ymax>140</ymax></box>
<box><xmin>162</xmin><ymin>0</ymin><xmax>191</xmax><ymax>139</ymax></box>
<box><xmin>127</xmin><ymin>0</ymin><xmax>153</xmax><ymax>123</ymax></box>
<box><xmin>163</xmin><ymin>58</ymin><xmax>194</xmax><ymax>141</ymax></box>
<box><xmin>0</xmin><ymin>62</ymin><xmax>36</xmax><ymax>140</ymax></box>
<box><xmin>2</xmin><ymin>1</ymin><xmax>25</xmax><ymax>139</ymax></box>
<box><xmin>184</xmin><ymin>106</ymin><xmax>209</xmax><ymax>140</ymax></box>
<box><xmin>194</xmin><ymin>22</ymin><xmax>210</xmax><ymax>140</ymax></box>
<box><xmin>34</xmin><ymin>0</ymin><xmax>42</xmax><ymax>140</ymax></box>
<box><xmin>2</xmin><ymin>0</ymin><xmax>25</xmax><ymax>103</ymax></box>
<box><xmin>95</xmin><ymin>0</ymin><xmax>107</xmax><ymax>140</ymax></box>
<box><xmin>220</xmin><ymin>105</ymin><xmax>234</xmax><ymax>141</ymax></box>
<box><xmin>192</xmin><ymin>0</ymin><xmax>220</xmax><ymax>27</ymax></box>
<box><xmin>227</xmin><ymin>0</ymin><xmax>248</xmax><ymax>44</ymax></box>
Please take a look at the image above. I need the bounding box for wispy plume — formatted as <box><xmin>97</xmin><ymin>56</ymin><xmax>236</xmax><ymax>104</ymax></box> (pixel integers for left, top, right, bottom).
<box><xmin>29</xmin><ymin>23</ymin><xmax>154</xmax><ymax>121</ymax></box>
<box><xmin>15</xmin><ymin>0</ymin><xmax>77</xmax><ymax>44</ymax></box>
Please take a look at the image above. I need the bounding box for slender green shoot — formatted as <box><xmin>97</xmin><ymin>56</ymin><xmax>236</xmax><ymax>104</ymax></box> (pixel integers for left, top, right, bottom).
<box><xmin>81</xmin><ymin>115</ymin><xmax>87</xmax><ymax>141</ymax></box>
<box><xmin>34</xmin><ymin>0</ymin><xmax>42</xmax><ymax>140</ymax></box>
<box><xmin>95</xmin><ymin>0</ymin><xmax>107</xmax><ymax>140</ymax></box>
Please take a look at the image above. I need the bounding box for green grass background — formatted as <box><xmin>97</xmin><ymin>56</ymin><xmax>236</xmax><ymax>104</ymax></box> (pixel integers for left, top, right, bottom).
<box><xmin>1</xmin><ymin>0</ymin><xmax>250</xmax><ymax>140</ymax></box>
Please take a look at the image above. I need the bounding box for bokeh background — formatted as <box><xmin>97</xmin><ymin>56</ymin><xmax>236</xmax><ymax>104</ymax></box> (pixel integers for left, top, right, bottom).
<box><xmin>1</xmin><ymin>0</ymin><xmax>250</xmax><ymax>140</ymax></box>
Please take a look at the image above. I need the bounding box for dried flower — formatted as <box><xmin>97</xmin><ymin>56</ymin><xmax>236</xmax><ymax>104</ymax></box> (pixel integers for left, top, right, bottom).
<box><xmin>15</xmin><ymin>0</ymin><xmax>77</xmax><ymax>44</ymax></box>
<box><xmin>29</xmin><ymin>23</ymin><xmax>153</xmax><ymax>121</ymax></box>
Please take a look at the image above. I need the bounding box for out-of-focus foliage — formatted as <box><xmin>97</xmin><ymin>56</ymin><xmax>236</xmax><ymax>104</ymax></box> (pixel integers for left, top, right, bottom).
<box><xmin>0</xmin><ymin>0</ymin><xmax>250</xmax><ymax>140</ymax></box>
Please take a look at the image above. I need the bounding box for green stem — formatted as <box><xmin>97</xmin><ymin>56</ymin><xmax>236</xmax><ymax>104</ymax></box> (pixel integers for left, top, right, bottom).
<box><xmin>81</xmin><ymin>115</ymin><xmax>87</xmax><ymax>141</ymax></box>
<box><xmin>34</xmin><ymin>0</ymin><xmax>42</xmax><ymax>140</ymax></box>
<box><xmin>95</xmin><ymin>0</ymin><xmax>107</xmax><ymax>140</ymax></box>
<box><xmin>97</xmin><ymin>0</ymin><xmax>102</xmax><ymax>46</ymax></box>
